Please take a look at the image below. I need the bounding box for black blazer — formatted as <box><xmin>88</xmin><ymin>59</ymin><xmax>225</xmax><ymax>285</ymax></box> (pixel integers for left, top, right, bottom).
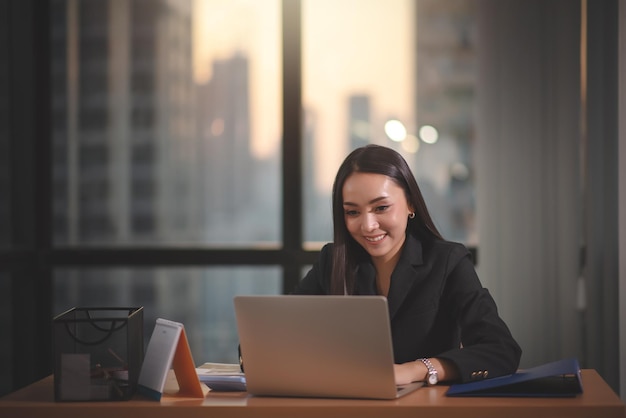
<box><xmin>293</xmin><ymin>234</ymin><xmax>522</xmax><ymax>383</ymax></box>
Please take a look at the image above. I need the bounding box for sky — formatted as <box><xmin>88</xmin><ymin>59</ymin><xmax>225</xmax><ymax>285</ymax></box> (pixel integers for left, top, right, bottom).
<box><xmin>193</xmin><ymin>0</ymin><xmax>414</xmax><ymax>191</ymax></box>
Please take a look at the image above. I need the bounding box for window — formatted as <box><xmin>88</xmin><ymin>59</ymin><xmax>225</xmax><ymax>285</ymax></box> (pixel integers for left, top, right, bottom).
<box><xmin>54</xmin><ymin>267</ymin><xmax>280</xmax><ymax>363</ymax></box>
<box><xmin>302</xmin><ymin>0</ymin><xmax>478</xmax><ymax>246</ymax></box>
<box><xmin>51</xmin><ymin>0</ymin><xmax>282</xmax><ymax>247</ymax></box>
<box><xmin>47</xmin><ymin>0</ymin><xmax>285</xmax><ymax>365</ymax></box>
<box><xmin>1</xmin><ymin>0</ymin><xmax>479</xmax><ymax>395</ymax></box>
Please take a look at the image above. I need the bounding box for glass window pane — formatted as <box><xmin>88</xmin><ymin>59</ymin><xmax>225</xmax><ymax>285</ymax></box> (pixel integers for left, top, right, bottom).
<box><xmin>54</xmin><ymin>267</ymin><xmax>281</xmax><ymax>363</ymax></box>
<box><xmin>302</xmin><ymin>0</ymin><xmax>477</xmax><ymax>246</ymax></box>
<box><xmin>51</xmin><ymin>0</ymin><xmax>282</xmax><ymax>247</ymax></box>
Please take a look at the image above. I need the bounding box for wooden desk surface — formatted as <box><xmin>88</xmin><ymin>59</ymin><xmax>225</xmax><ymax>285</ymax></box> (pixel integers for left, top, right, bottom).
<box><xmin>1</xmin><ymin>369</ymin><xmax>624</xmax><ymax>418</ymax></box>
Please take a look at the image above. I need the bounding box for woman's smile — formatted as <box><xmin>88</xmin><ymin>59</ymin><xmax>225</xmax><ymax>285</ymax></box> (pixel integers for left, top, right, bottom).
<box><xmin>364</xmin><ymin>234</ymin><xmax>386</xmax><ymax>243</ymax></box>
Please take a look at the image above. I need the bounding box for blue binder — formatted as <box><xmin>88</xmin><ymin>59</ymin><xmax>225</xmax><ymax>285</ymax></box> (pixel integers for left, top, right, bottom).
<box><xmin>446</xmin><ymin>358</ymin><xmax>583</xmax><ymax>397</ymax></box>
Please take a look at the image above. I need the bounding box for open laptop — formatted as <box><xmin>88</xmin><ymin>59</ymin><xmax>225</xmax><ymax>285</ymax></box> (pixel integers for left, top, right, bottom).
<box><xmin>233</xmin><ymin>295</ymin><xmax>423</xmax><ymax>399</ymax></box>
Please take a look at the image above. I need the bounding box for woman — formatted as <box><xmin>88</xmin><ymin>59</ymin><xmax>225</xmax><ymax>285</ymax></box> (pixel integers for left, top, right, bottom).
<box><xmin>293</xmin><ymin>144</ymin><xmax>521</xmax><ymax>385</ymax></box>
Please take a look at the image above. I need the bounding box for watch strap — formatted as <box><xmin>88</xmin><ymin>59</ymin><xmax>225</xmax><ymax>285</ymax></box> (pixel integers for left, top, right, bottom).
<box><xmin>418</xmin><ymin>357</ymin><xmax>438</xmax><ymax>385</ymax></box>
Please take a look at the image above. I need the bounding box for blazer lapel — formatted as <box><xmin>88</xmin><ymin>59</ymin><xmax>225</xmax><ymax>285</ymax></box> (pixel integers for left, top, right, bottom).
<box><xmin>386</xmin><ymin>235</ymin><xmax>425</xmax><ymax>319</ymax></box>
<box><xmin>354</xmin><ymin>262</ymin><xmax>377</xmax><ymax>295</ymax></box>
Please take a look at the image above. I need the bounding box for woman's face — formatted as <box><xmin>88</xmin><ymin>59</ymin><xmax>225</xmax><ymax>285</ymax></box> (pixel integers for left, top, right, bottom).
<box><xmin>342</xmin><ymin>172</ymin><xmax>413</xmax><ymax>264</ymax></box>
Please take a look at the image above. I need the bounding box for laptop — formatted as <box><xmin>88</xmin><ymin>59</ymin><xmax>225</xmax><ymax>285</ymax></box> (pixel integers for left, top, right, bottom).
<box><xmin>233</xmin><ymin>295</ymin><xmax>423</xmax><ymax>399</ymax></box>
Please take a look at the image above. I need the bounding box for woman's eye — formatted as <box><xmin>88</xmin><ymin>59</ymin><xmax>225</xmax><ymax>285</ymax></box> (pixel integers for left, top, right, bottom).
<box><xmin>375</xmin><ymin>205</ymin><xmax>389</xmax><ymax>212</ymax></box>
<box><xmin>344</xmin><ymin>209</ymin><xmax>358</xmax><ymax>216</ymax></box>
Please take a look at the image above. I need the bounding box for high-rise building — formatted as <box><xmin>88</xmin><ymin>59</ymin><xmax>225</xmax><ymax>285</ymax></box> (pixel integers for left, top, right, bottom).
<box><xmin>51</xmin><ymin>0</ymin><xmax>195</xmax><ymax>246</ymax></box>
<box><xmin>196</xmin><ymin>54</ymin><xmax>254</xmax><ymax>242</ymax></box>
<box><xmin>348</xmin><ymin>95</ymin><xmax>371</xmax><ymax>150</ymax></box>
<box><xmin>50</xmin><ymin>0</ymin><xmax>198</xmax><ymax>344</ymax></box>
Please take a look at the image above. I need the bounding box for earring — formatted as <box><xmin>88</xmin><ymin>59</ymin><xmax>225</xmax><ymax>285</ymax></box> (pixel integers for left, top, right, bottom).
<box><xmin>408</xmin><ymin>212</ymin><xmax>415</xmax><ymax>219</ymax></box>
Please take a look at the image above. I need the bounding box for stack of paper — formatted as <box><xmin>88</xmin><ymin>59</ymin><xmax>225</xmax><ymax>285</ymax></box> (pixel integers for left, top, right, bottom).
<box><xmin>196</xmin><ymin>362</ymin><xmax>246</xmax><ymax>392</ymax></box>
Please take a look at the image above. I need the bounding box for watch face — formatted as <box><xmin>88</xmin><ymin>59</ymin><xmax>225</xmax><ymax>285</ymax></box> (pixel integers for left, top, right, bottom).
<box><xmin>428</xmin><ymin>373</ymin><xmax>438</xmax><ymax>385</ymax></box>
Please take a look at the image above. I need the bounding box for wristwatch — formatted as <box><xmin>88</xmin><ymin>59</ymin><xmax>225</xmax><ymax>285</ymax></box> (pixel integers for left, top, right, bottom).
<box><xmin>419</xmin><ymin>358</ymin><xmax>438</xmax><ymax>386</ymax></box>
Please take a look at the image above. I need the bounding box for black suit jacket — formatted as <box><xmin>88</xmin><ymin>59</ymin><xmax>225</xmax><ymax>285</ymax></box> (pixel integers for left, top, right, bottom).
<box><xmin>293</xmin><ymin>234</ymin><xmax>522</xmax><ymax>383</ymax></box>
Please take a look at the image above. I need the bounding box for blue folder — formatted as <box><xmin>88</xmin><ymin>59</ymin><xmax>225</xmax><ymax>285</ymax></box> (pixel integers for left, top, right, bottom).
<box><xmin>446</xmin><ymin>358</ymin><xmax>583</xmax><ymax>397</ymax></box>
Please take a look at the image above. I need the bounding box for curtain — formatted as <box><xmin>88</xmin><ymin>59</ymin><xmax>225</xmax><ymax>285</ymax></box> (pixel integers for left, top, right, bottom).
<box><xmin>474</xmin><ymin>0</ymin><xmax>618</xmax><ymax>384</ymax></box>
<box><xmin>475</xmin><ymin>0</ymin><xmax>620</xmax><ymax>392</ymax></box>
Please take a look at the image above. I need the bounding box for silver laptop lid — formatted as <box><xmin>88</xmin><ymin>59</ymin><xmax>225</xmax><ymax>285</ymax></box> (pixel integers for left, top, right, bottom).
<box><xmin>234</xmin><ymin>295</ymin><xmax>421</xmax><ymax>399</ymax></box>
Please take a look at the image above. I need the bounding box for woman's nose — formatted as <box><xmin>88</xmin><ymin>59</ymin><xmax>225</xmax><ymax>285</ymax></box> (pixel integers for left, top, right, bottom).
<box><xmin>361</xmin><ymin>213</ymin><xmax>378</xmax><ymax>231</ymax></box>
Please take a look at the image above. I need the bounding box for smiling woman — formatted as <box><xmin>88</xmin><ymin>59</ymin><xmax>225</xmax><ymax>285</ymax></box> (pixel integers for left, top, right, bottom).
<box><xmin>293</xmin><ymin>144</ymin><xmax>522</xmax><ymax>387</ymax></box>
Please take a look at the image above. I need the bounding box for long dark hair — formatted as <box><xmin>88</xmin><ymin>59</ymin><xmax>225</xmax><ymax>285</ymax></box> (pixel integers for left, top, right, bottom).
<box><xmin>330</xmin><ymin>144</ymin><xmax>443</xmax><ymax>295</ymax></box>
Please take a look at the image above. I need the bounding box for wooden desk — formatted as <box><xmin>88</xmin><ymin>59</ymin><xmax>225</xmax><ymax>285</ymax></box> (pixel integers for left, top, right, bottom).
<box><xmin>1</xmin><ymin>369</ymin><xmax>624</xmax><ymax>418</ymax></box>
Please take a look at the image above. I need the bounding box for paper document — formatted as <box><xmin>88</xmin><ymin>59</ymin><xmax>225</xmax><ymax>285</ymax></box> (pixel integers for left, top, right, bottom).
<box><xmin>196</xmin><ymin>362</ymin><xmax>246</xmax><ymax>392</ymax></box>
<box><xmin>196</xmin><ymin>362</ymin><xmax>243</xmax><ymax>375</ymax></box>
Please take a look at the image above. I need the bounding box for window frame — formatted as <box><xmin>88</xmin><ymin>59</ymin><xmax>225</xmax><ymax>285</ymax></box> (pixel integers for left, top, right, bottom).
<box><xmin>1</xmin><ymin>0</ymin><xmax>477</xmax><ymax>394</ymax></box>
<box><xmin>1</xmin><ymin>0</ymin><xmax>317</xmax><ymax>393</ymax></box>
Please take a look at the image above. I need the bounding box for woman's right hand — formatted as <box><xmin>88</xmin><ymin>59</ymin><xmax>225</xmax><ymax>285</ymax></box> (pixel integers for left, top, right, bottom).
<box><xmin>393</xmin><ymin>361</ymin><xmax>426</xmax><ymax>385</ymax></box>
